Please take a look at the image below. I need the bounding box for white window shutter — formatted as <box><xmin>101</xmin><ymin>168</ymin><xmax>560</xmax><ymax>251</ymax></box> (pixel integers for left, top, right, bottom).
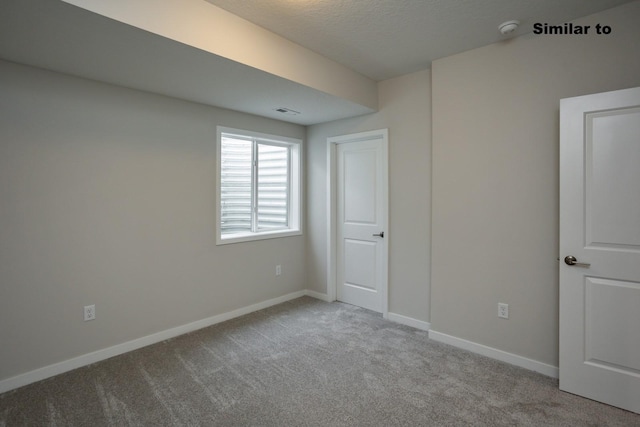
<box><xmin>257</xmin><ymin>143</ymin><xmax>289</xmax><ymax>231</ymax></box>
<box><xmin>220</xmin><ymin>136</ymin><xmax>252</xmax><ymax>234</ymax></box>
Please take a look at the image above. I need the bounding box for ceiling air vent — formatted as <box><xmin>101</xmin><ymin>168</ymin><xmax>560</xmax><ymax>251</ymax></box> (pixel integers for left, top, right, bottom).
<box><xmin>274</xmin><ymin>107</ymin><xmax>301</xmax><ymax>116</ymax></box>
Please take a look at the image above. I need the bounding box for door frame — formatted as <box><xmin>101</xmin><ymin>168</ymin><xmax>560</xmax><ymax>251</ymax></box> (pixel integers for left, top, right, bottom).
<box><xmin>326</xmin><ymin>129</ymin><xmax>389</xmax><ymax>317</ymax></box>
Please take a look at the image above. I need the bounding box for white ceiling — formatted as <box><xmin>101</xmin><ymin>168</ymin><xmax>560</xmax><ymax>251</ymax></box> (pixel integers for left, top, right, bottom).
<box><xmin>205</xmin><ymin>0</ymin><xmax>635</xmax><ymax>81</ymax></box>
<box><xmin>1</xmin><ymin>0</ymin><xmax>636</xmax><ymax>125</ymax></box>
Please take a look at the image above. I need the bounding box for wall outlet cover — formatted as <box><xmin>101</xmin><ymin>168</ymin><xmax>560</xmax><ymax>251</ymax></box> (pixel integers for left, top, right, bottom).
<box><xmin>84</xmin><ymin>304</ymin><xmax>96</xmax><ymax>321</ymax></box>
<box><xmin>498</xmin><ymin>303</ymin><xmax>509</xmax><ymax>319</ymax></box>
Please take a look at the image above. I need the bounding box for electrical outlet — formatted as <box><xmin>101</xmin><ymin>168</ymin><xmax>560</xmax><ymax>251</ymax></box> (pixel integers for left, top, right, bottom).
<box><xmin>84</xmin><ymin>304</ymin><xmax>96</xmax><ymax>321</ymax></box>
<box><xmin>498</xmin><ymin>303</ymin><xmax>509</xmax><ymax>319</ymax></box>
<box><xmin>276</xmin><ymin>265</ymin><xmax>282</xmax><ymax>276</ymax></box>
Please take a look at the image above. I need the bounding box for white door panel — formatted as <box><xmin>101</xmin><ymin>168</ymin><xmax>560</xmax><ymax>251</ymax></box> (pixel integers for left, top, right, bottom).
<box><xmin>344</xmin><ymin>239</ymin><xmax>377</xmax><ymax>290</ymax></box>
<box><xmin>586</xmin><ymin>108</ymin><xmax>640</xmax><ymax>248</ymax></box>
<box><xmin>560</xmin><ymin>87</ymin><xmax>640</xmax><ymax>414</ymax></box>
<box><xmin>332</xmin><ymin>130</ymin><xmax>388</xmax><ymax>313</ymax></box>
<box><xmin>343</xmin><ymin>149</ymin><xmax>377</xmax><ymax>224</ymax></box>
<box><xmin>342</xmin><ymin>239</ymin><xmax>379</xmax><ymax>310</ymax></box>
<box><xmin>584</xmin><ymin>277</ymin><xmax>640</xmax><ymax>372</ymax></box>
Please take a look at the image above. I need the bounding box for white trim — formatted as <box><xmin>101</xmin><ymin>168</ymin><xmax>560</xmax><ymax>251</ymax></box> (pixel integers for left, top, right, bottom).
<box><xmin>327</xmin><ymin>129</ymin><xmax>389</xmax><ymax>316</ymax></box>
<box><xmin>387</xmin><ymin>312</ymin><xmax>431</xmax><ymax>331</ymax></box>
<box><xmin>304</xmin><ymin>290</ymin><xmax>332</xmax><ymax>302</ymax></box>
<box><xmin>217</xmin><ymin>228</ymin><xmax>303</xmax><ymax>245</ymax></box>
<box><xmin>428</xmin><ymin>330</ymin><xmax>559</xmax><ymax>378</ymax></box>
<box><xmin>326</xmin><ymin>140</ymin><xmax>337</xmax><ymax>302</ymax></box>
<box><xmin>0</xmin><ymin>290</ymin><xmax>306</xmax><ymax>394</ymax></box>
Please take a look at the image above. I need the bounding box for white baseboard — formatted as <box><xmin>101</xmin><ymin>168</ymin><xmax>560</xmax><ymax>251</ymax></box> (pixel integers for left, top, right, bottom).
<box><xmin>0</xmin><ymin>290</ymin><xmax>307</xmax><ymax>394</ymax></box>
<box><xmin>428</xmin><ymin>330</ymin><xmax>559</xmax><ymax>378</ymax></box>
<box><xmin>387</xmin><ymin>312</ymin><xmax>431</xmax><ymax>331</ymax></box>
<box><xmin>304</xmin><ymin>290</ymin><xmax>332</xmax><ymax>302</ymax></box>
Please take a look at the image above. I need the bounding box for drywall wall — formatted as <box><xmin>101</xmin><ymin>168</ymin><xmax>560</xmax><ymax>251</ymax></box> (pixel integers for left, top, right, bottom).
<box><xmin>0</xmin><ymin>60</ymin><xmax>306</xmax><ymax>382</ymax></box>
<box><xmin>306</xmin><ymin>69</ymin><xmax>431</xmax><ymax>322</ymax></box>
<box><xmin>61</xmin><ymin>0</ymin><xmax>377</xmax><ymax>111</ymax></box>
<box><xmin>431</xmin><ymin>0</ymin><xmax>640</xmax><ymax>366</ymax></box>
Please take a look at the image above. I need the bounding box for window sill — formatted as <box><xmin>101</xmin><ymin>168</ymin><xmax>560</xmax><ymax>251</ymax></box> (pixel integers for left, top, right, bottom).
<box><xmin>216</xmin><ymin>229</ymin><xmax>302</xmax><ymax>245</ymax></box>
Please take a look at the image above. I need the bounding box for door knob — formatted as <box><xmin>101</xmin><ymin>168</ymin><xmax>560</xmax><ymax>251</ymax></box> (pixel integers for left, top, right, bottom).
<box><xmin>564</xmin><ymin>255</ymin><xmax>590</xmax><ymax>268</ymax></box>
<box><xmin>373</xmin><ymin>231</ymin><xmax>384</xmax><ymax>238</ymax></box>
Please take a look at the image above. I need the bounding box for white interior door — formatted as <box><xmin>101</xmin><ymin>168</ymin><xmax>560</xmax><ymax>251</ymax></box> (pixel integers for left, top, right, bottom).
<box><xmin>333</xmin><ymin>130</ymin><xmax>388</xmax><ymax>313</ymax></box>
<box><xmin>559</xmin><ymin>87</ymin><xmax>640</xmax><ymax>414</ymax></box>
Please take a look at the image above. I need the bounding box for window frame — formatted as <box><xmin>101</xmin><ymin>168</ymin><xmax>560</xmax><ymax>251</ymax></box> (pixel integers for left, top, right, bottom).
<box><xmin>216</xmin><ymin>126</ymin><xmax>302</xmax><ymax>245</ymax></box>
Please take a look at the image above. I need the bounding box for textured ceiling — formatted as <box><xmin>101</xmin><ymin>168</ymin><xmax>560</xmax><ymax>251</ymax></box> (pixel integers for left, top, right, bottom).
<box><xmin>205</xmin><ymin>0</ymin><xmax>636</xmax><ymax>81</ymax></box>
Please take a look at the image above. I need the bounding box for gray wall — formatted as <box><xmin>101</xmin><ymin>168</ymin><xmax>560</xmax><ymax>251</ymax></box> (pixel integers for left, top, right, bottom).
<box><xmin>0</xmin><ymin>61</ymin><xmax>306</xmax><ymax>381</ymax></box>
<box><xmin>431</xmin><ymin>1</ymin><xmax>640</xmax><ymax>366</ymax></box>
<box><xmin>307</xmin><ymin>70</ymin><xmax>432</xmax><ymax>322</ymax></box>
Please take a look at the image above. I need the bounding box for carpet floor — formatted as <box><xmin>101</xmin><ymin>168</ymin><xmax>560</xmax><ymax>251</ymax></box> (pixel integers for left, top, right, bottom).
<box><xmin>1</xmin><ymin>296</ymin><xmax>639</xmax><ymax>426</ymax></box>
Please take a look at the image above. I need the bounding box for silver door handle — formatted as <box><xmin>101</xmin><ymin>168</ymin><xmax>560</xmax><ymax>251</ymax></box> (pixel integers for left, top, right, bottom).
<box><xmin>564</xmin><ymin>256</ymin><xmax>590</xmax><ymax>268</ymax></box>
<box><xmin>373</xmin><ymin>231</ymin><xmax>384</xmax><ymax>238</ymax></box>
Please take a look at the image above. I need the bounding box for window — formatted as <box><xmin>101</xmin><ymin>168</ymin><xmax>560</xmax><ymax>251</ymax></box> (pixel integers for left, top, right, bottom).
<box><xmin>217</xmin><ymin>127</ymin><xmax>301</xmax><ymax>244</ymax></box>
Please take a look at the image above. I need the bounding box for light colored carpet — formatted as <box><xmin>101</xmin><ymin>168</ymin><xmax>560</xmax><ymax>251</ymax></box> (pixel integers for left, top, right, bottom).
<box><xmin>1</xmin><ymin>296</ymin><xmax>639</xmax><ymax>426</ymax></box>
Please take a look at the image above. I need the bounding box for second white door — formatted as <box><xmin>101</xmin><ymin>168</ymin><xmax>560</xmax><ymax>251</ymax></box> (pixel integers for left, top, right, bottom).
<box><xmin>559</xmin><ymin>87</ymin><xmax>640</xmax><ymax>414</ymax></box>
<box><xmin>334</xmin><ymin>130</ymin><xmax>388</xmax><ymax>313</ymax></box>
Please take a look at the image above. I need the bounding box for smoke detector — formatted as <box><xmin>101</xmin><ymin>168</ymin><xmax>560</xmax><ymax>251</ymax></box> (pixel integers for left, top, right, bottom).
<box><xmin>498</xmin><ymin>20</ymin><xmax>520</xmax><ymax>35</ymax></box>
